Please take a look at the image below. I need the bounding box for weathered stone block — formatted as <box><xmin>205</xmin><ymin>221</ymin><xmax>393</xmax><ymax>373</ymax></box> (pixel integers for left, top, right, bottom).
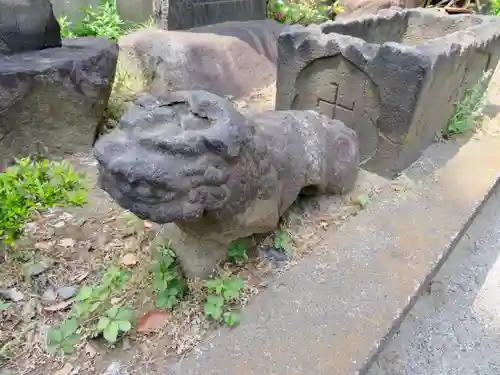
<box><xmin>0</xmin><ymin>0</ymin><xmax>61</xmax><ymax>54</ymax></box>
<box><xmin>94</xmin><ymin>90</ymin><xmax>359</xmax><ymax>278</ymax></box>
<box><xmin>276</xmin><ymin>8</ymin><xmax>500</xmax><ymax>177</ymax></box>
<box><xmin>153</xmin><ymin>0</ymin><xmax>266</xmax><ymax>30</ymax></box>
<box><xmin>118</xmin><ymin>24</ymin><xmax>279</xmax><ymax>99</ymax></box>
<box><xmin>0</xmin><ymin>37</ymin><xmax>118</xmax><ymax>166</ymax></box>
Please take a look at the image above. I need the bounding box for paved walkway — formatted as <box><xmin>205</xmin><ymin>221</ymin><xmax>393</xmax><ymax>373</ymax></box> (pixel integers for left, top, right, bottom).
<box><xmin>367</xmin><ymin>186</ymin><xmax>500</xmax><ymax>375</ymax></box>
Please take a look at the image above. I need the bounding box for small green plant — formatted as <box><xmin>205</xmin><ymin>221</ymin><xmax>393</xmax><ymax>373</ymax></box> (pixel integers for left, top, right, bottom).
<box><xmin>96</xmin><ymin>307</ymin><xmax>133</xmax><ymax>343</ymax></box>
<box><xmin>491</xmin><ymin>0</ymin><xmax>500</xmax><ymax>15</ymax></box>
<box><xmin>47</xmin><ymin>318</ymin><xmax>81</xmax><ymax>355</ymax></box>
<box><xmin>47</xmin><ymin>265</ymin><xmax>133</xmax><ymax>353</ymax></box>
<box><xmin>0</xmin><ymin>301</ymin><xmax>11</xmax><ymax>310</ymax></box>
<box><xmin>444</xmin><ymin>70</ymin><xmax>492</xmax><ymax>137</ymax></box>
<box><xmin>204</xmin><ymin>276</ymin><xmax>245</xmax><ymax>326</ymax></box>
<box><xmin>356</xmin><ymin>194</ymin><xmax>371</xmax><ymax>209</ymax></box>
<box><xmin>274</xmin><ymin>230</ymin><xmax>291</xmax><ymax>251</ymax></box>
<box><xmin>151</xmin><ymin>245</ymin><xmax>187</xmax><ymax>309</ymax></box>
<box><xmin>59</xmin><ymin>0</ymin><xmax>128</xmax><ymax>41</ymax></box>
<box><xmin>58</xmin><ymin>16</ymin><xmax>75</xmax><ymax>38</ymax></box>
<box><xmin>228</xmin><ymin>241</ymin><xmax>248</xmax><ymax>265</ymax></box>
<box><xmin>0</xmin><ymin>158</ymin><xmax>87</xmax><ymax>246</ymax></box>
<box><xmin>267</xmin><ymin>0</ymin><xmax>343</xmax><ymax>25</ymax></box>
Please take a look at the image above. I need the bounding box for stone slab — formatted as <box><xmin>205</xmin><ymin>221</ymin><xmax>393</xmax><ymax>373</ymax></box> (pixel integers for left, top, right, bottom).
<box><xmin>118</xmin><ymin>27</ymin><xmax>276</xmax><ymax>99</ymax></box>
<box><xmin>275</xmin><ymin>8</ymin><xmax>500</xmax><ymax>177</ymax></box>
<box><xmin>163</xmin><ymin>130</ymin><xmax>500</xmax><ymax>374</ymax></box>
<box><xmin>153</xmin><ymin>0</ymin><xmax>266</xmax><ymax>31</ymax></box>
<box><xmin>0</xmin><ymin>37</ymin><xmax>118</xmax><ymax>168</ymax></box>
<box><xmin>0</xmin><ymin>0</ymin><xmax>61</xmax><ymax>54</ymax></box>
<box><xmin>190</xmin><ymin>20</ymin><xmax>285</xmax><ymax>64</ymax></box>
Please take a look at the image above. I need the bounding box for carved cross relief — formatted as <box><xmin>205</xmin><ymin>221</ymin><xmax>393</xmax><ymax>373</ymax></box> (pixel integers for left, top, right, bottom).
<box><xmin>315</xmin><ymin>81</ymin><xmax>363</xmax><ymax>126</ymax></box>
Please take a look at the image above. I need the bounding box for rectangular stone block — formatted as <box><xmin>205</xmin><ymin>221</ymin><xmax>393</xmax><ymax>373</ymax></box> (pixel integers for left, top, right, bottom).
<box><xmin>153</xmin><ymin>0</ymin><xmax>266</xmax><ymax>30</ymax></box>
<box><xmin>275</xmin><ymin>8</ymin><xmax>500</xmax><ymax>178</ymax></box>
<box><xmin>0</xmin><ymin>38</ymin><xmax>118</xmax><ymax>168</ymax></box>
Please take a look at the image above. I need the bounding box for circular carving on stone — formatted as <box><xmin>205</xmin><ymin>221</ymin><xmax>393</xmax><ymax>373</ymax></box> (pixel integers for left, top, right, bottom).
<box><xmin>291</xmin><ymin>55</ymin><xmax>381</xmax><ymax>164</ymax></box>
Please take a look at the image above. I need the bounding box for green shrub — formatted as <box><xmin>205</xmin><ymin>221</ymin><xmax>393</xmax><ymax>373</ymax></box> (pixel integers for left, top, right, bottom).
<box><xmin>0</xmin><ymin>158</ymin><xmax>87</xmax><ymax>245</ymax></box>
<box><xmin>267</xmin><ymin>0</ymin><xmax>343</xmax><ymax>25</ymax></box>
<box><xmin>491</xmin><ymin>0</ymin><xmax>500</xmax><ymax>15</ymax></box>
<box><xmin>58</xmin><ymin>0</ymin><xmax>127</xmax><ymax>41</ymax></box>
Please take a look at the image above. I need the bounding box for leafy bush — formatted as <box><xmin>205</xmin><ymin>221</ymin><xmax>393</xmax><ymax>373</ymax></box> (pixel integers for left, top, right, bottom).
<box><xmin>58</xmin><ymin>0</ymin><xmax>126</xmax><ymax>41</ymax></box>
<box><xmin>0</xmin><ymin>158</ymin><xmax>87</xmax><ymax>246</ymax></box>
<box><xmin>491</xmin><ymin>0</ymin><xmax>500</xmax><ymax>15</ymax></box>
<box><xmin>267</xmin><ymin>0</ymin><xmax>343</xmax><ymax>25</ymax></box>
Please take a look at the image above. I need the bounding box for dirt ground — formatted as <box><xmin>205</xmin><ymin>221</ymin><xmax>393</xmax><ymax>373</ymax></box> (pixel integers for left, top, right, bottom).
<box><xmin>0</xmin><ymin>84</ymin><xmax>388</xmax><ymax>375</ymax></box>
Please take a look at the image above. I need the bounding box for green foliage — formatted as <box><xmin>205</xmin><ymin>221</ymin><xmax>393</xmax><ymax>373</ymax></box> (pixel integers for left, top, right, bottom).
<box><xmin>58</xmin><ymin>16</ymin><xmax>74</xmax><ymax>38</ymax></box>
<box><xmin>47</xmin><ymin>265</ymin><xmax>133</xmax><ymax>353</ymax></box>
<box><xmin>267</xmin><ymin>0</ymin><xmax>343</xmax><ymax>25</ymax></box>
<box><xmin>491</xmin><ymin>0</ymin><xmax>500</xmax><ymax>15</ymax></box>
<box><xmin>151</xmin><ymin>245</ymin><xmax>187</xmax><ymax>309</ymax></box>
<box><xmin>0</xmin><ymin>301</ymin><xmax>11</xmax><ymax>310</ymax></box>
<box><xmin>96</xmin><ymin>307</ymin><xmax>133</xmax><ymax>343</ymax></box>
<box><xmin>274</xmin><ymin>230</ymin><xmax>291</xmax><ymax>251</ymax></box>
<box><xmin>356</xmin><ymin>194</ymin><xmax>371</xmax><ymax>209</ymax></box>
<box><xmin>228</xmin><ymin>241</ymin><xmax>248</xmax><ymax>265</ymax></box>
<box><xmin>58</xmin><ymin>0</ymin><xmax>127</xmax><ymax>41</ymax></box>
<box><xmin>204</xmin><ymin>276</ymin><xmax>245</xmax><ymax>326</ymax></box>
<box><xmin>47</xmin><ymin>318</ymin><xmax>81</xmax><ymax>355</ymax></box>
<box><xmin>0</xmin><ymin>158</ymin><xmax>87</xmax><ymax>246</ymax></box>
<box><xmin>444</xmin><ymin>70</ymin><xmax>492</xmax><ymax>137</ymax></box>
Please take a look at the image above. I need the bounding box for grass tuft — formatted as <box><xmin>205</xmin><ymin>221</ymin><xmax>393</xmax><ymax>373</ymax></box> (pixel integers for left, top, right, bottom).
<box><xmin>444</xmin><ymin>70</ymin><xmax>492</xmax><ymax>137</ymax></box>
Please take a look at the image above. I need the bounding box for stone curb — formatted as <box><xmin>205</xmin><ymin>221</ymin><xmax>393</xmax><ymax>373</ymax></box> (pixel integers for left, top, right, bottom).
<box><xmin>165</xmin><ymin>135</ymin><xmax>500</xmax><ymax>375</ymax></box>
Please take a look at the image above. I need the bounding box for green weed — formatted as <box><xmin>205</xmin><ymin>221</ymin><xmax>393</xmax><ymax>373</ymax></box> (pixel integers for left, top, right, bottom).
<box><xmin>0</xmin><ymin>301</ymin><xmax>11</xmax><ymax>311</ymax></box>
<box><xmin>58</xmin><ymin>0</ymin><xmax>130</xmax><ymax>41</ymax></box>
<box><xmin>228</xmin><ymin>241</ymin><xmax>248</xmax><ymax>265</ymax></box>
<box><xmin>204</xmin><ymin>276</ymin><xmax>245</xmax><ymax>326</ymax></box>
<box><xmin>96</xmin><ymin>307</ymin><xmax>134</xmax><ymax>343</ymax></box>
<box><xmin>47</xmin><ymin>265</ymin><xmax>134</xmax><ymax>354</ymax></box>
<box><xmin>274</xmin><ymin>230</ymin><xmax>291</xmax><ymax>251</ymax></box>
<box><xmin>151</xmin><ymin>245</ymin><xmax>187</xmax><ymax>309</ymax></box>
<box><xmin>444</xmin><ymin>70</ymin><xmax>492</xmax><ymax>137</ymax></box>
<box><xmin>267</xmin><ymin>0</ymin><xmax>343</xmax><ymax>25</ymax></box>
<box><xmin>0</xmin><ymin>158</ymin><xmax>87</xmax><ymax>246</ymax></box>
<box><xmin>47</xmin><ymin>318</ymin><xmax>81</xmax><ymax>355</ymax></box>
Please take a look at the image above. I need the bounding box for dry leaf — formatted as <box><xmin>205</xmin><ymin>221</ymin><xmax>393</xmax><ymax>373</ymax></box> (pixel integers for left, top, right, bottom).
<box><xmin>85</xmin><ymin>343</ymin><xmax>97</xmax><ymax>358</ymax></box>
<box><xmin>120</xmin><ymin>253</ymin><xmax>138</xmax><ymax>267</ymax></box>
<box><xmin>71</xmin><ymin>271</ymin><xmax>89</xmax><ymax>283</ymax></box>
<box><xmin>52</xmin><ymin>363</ymin><xmax>73</xmax><ymax>375</ymax></box>
<box><xmin>43</xmin><ymin>300</ymin><xmax>73</xmax><ymax>312</ymax></box>
<box><xmin>319</xmin><ymin>221</ymin><xmax>329</xmax><ymax>230</ymax></box>
<box><xmin>59</xmin><ymin>238</ymin><xmax>75</xmax><ymax>248</ymax></box>
<box><xmin>35</xmin><ymin>241</ymin><xmax>54</xmax><ymax>251</ymax></box>
<box><xmin>137</xmin><ymin>309</ymin><xmax>170</xmax><ymax>333</ymax></box>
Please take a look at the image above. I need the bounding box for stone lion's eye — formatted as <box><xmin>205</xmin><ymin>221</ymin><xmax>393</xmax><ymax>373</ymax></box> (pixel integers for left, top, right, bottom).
<box><xmin>134</xmin><ymin>181</ymin><xmax>152</xmax><ymax>197</ymax></box>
